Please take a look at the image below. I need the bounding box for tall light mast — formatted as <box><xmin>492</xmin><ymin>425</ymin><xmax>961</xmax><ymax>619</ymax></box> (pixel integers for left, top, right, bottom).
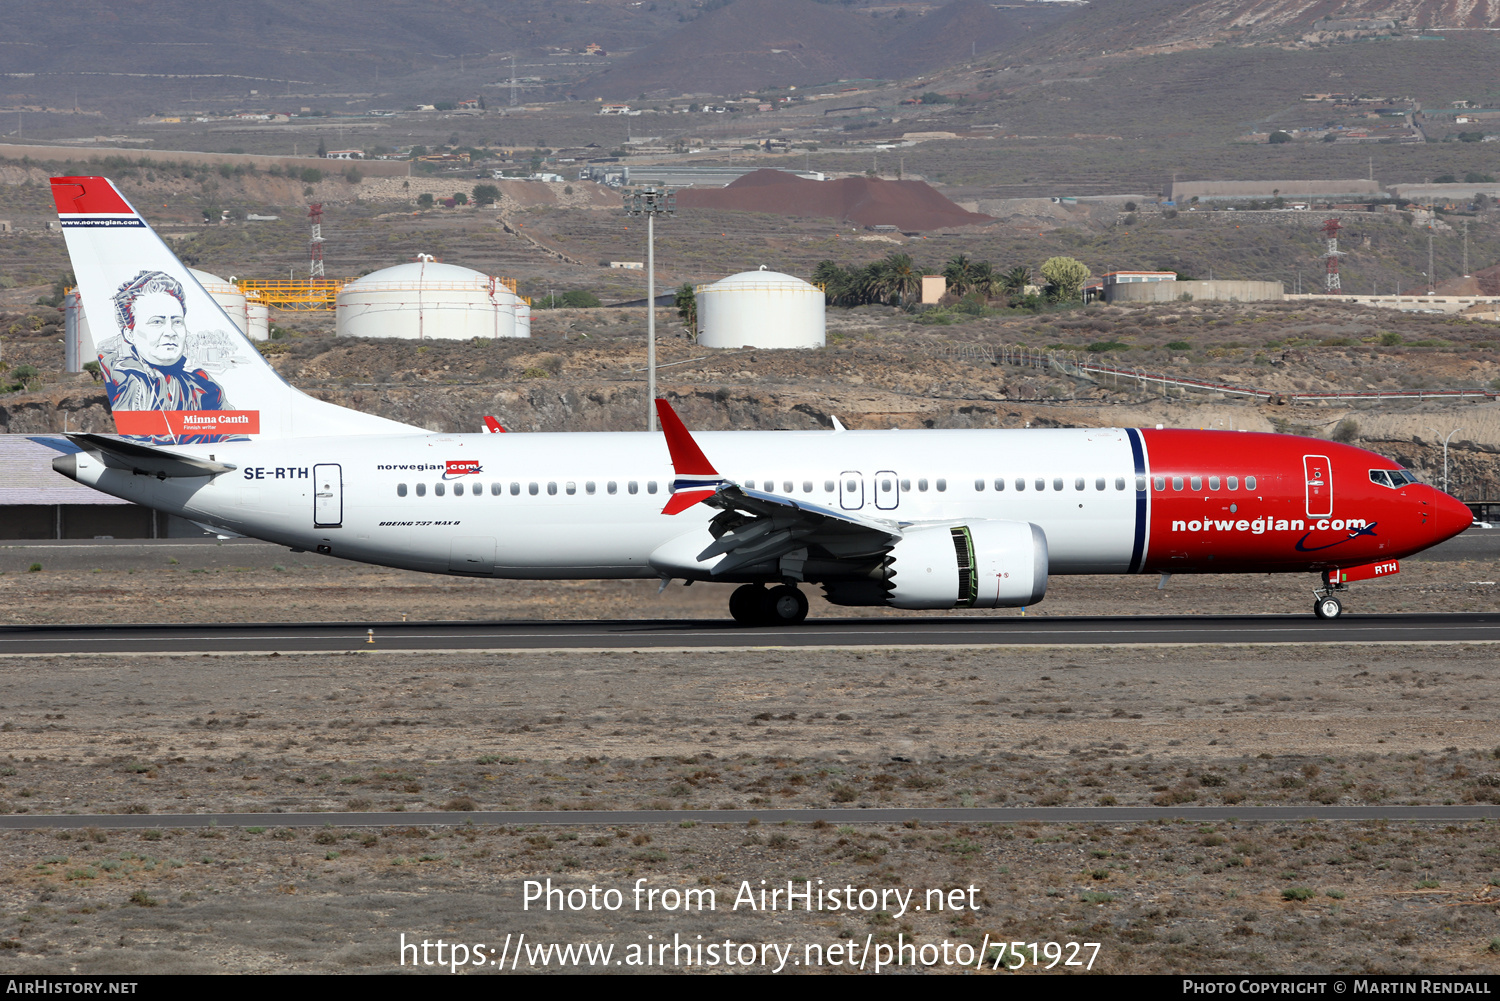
<box><xmin>308</xmin><ymin>203</ymin><xmax>325</xmax><ymax>278</ymax></box>
<box><xmin>1321</xmin><ymin>217</ymin><xmax>1343</xmax><ymax>293</ymax></box>
<box><xmin>624</xmin><ymin>186</ymin><xmax>675</xmax><ymax>431</ymax></box>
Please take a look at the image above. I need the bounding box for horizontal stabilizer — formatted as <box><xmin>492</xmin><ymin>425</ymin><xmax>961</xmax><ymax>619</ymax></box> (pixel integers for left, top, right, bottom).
<box><xmin>661</xmin><ymin>489</ymin><xmax>716</xmax><ymax>515</ymax></box>
<box><xmin>57</xmin><ymin>432</ymin><xmax>236</xmax><ymax>479</ymax></box>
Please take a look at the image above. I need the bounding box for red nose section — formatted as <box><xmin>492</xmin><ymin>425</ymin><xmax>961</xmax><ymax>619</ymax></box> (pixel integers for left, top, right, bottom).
<box><xmin>1432</xmin><ymin>488</ymin><xmax>1473</xmax><ymax>544</ymax></box>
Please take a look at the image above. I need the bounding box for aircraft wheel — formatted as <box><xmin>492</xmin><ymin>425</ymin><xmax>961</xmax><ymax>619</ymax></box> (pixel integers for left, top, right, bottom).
<box><xmin>765</xmin><ymin>584</ymin><xmax>809</xmax><ymax>625</ymax></box>
<box><xmin>1313</xmin><ymin>596</ymin><xmax>1342</xmax><ymax>620</ymax></box>
<box><xmin>729</xmin><ymin>585</ymin><xmax>766</xmax><ymax>626</ymax></box>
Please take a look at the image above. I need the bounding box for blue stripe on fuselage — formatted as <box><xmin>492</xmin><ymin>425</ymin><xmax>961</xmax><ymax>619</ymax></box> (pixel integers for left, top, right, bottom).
<box><xmin>1127</xmin><ymin>428</ymin><xmax>1147</xmax><ymax>574</ymax></box>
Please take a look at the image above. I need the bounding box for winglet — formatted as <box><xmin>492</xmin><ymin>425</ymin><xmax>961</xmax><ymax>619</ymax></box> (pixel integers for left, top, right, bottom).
<box><xmin>482</xmin><ymin>416</ymin><xmax>507</xmax><ymax>433</ymax></box>
<box><xmin>655</xmin><ymin>398</ymin><xmax>725</xmax><ymax>515</ymax></box>
<box><xmin>655</xmin><ymin>399</ymin><xmax>718</xmax><ymax>476</ymax></box>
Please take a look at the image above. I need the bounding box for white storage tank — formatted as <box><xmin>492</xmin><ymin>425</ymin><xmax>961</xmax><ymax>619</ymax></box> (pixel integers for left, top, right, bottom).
<box><xmin>189</xmin><ymin>268</ymin><xmax>249</xmax><ymax>338</ymax></box>
<box><xmin>696</xmin><ymin>266</ymin><xmax>825</xmax><ymax>349</ymax></box>
<box><xmin>334</xmin><ymin>258</ymin><xmax>524</xmax><ymax>340</ymax></box>
<box><xmin>64</xmin><ymin>290</ymin><xmax>95</xmax><ymax>373</ymax></box>
<box><xmin>246</xmin><ymin>298</ymin><xmax>270</xmax><ymax>342</ymax></box>
<box><xmin>514</xmin><ymin>297</ymin><xmax>532</xmax><ymax>338</ymax></box>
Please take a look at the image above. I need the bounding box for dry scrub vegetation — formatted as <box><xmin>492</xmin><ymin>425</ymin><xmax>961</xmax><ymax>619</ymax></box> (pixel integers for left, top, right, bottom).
<box><xmin>0</xmin><ymin>816</ymin><xmax>1498</xmax><ymax>974</ymax></box>
<box><xmin>0</xmin><ymin>645</ymin><xmax>1498</xmax><ymax>971</ymax></box>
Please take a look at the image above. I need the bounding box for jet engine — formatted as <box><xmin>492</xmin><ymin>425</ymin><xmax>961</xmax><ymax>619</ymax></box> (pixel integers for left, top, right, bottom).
<box><xmin>824</xmin><ymin>521</ymin><xmax>1048</xmax><ymax>609</ymax></box>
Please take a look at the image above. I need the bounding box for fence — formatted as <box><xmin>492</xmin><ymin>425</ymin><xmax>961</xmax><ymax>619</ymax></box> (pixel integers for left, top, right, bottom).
<box><xmin>931</xmin><ymin>343</ymin><xmax>1500</xmax><ymax>404</ymax></box>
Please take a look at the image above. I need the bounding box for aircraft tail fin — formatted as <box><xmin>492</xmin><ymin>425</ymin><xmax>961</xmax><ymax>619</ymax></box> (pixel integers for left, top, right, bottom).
<box><xmin>51</xmin><ymin>176</ymin><xmax>419</xmax><ymax>445</ymax></box>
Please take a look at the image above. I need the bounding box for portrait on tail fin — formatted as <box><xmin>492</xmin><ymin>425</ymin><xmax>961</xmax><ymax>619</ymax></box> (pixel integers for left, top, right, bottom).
<box><xmin>98</xmin><ymin>269</ymin><xmax>245</xmax><ymax>445</ymax></box>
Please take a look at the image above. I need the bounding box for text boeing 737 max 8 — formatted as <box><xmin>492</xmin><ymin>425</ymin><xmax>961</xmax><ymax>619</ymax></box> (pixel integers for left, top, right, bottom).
<box><xmin>44</xmin><ymin>176</ymin><xmax>1472</xmax><ymax>624</ymax></box>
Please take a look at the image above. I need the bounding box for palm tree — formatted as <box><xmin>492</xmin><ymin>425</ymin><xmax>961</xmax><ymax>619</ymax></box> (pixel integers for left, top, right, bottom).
<box><xmin>812</xmin><ymin>260</ymin><xmax>851</xmax><ymax>306</ymax></box>
<box><xmin>1001</xmin><ymin>264</ymin><xmax>1032</xmax><ymax>297</ymax></box>
<box><xmin>879</xmin><ymin>252</ymin><xmax>922</xmax><ymax>306</ymax></box>
<box><xmin>969</xmin><ymin>261</ymin><xmax>998</xmax><ymax>299</ymax></box>
<box><xmin>942</xmin><ymin>254</ymin><xmax>974</xmax><ymax>297</ymax></box>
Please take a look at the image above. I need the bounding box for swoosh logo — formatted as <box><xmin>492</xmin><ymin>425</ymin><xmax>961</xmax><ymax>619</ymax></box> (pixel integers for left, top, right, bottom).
<box><xmin>1294</xmin><ymin>521</ymin><xmax>1378</xmax><ymax>552</ymax></box>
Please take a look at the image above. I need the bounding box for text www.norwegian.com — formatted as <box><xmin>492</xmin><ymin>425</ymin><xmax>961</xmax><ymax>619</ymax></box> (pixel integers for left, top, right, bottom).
<box><xmin>399</xmin><ymin>933</ymin><xmax>1099</xmax><ymax>972</ymax></box>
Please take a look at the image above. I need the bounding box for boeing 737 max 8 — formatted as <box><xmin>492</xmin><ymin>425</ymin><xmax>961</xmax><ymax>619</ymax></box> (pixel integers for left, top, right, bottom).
<box><xmin>43</xmin><ymin>176</ymin><xmax>1473</xmax><ymax>624</ymax></box>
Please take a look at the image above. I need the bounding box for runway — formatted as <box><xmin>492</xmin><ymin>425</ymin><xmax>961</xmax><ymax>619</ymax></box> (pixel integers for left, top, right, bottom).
<box><xmin>2</xmin><ymin>612</ymin><xmax>1499</xmax><ymax>654</ymax></box>
<box><xmin>1</xmin><ymin>805</ymin><xmax>1495</xmax><ymax>830</ymax></box>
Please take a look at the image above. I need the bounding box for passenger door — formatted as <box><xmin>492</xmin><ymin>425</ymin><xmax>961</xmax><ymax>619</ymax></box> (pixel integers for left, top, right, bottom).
<box><xmin>1303</xmin><ymin>455</ymin><xmax>1332</xmax><ymax>518</ymax></box>
<box><xmin>313</xmin><ymin>463</ymin><xmax>342</xmax><ymax>528</ymax></box>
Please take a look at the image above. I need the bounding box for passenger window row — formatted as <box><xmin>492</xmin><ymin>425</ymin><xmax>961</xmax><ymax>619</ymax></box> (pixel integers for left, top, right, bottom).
<box><xmin>975</xmin><ymin>476</ymin><xmax>1138</xmax><ymax>492</ymax></box>
<box><xmin>396</xmin><ymin>480</ymin><xmax>656</xmax><ymax>497</ymax></box>
<box><xmin>743</xmin><ymin>478</ymin><xmax>952</xmax><ymax>493</ymax></box>
<box><xmin>393</xmin><ymin>474</ymin><xmax>1163</xmax><ymax>499</ymax></box>
<box><xmin>747</xmin><ymin>477</ymin><xmax>954</xmax><ymax>492</ymax></box>
<box><xmin>1152</xmin><ymin>475</ymin><xmax>1258</xmax><ymax>492</ymax></box>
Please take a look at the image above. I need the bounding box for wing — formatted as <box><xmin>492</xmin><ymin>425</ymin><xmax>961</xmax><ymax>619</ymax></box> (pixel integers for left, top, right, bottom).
<box><xmin>653</xmin><ymin>398</ymin><xmax>898</xmax><ymax>580</ymax></box>
<box><xmin>695</xmin><ymin>483</ymin><xmax>900</xmax><ymax>578</ymax></box>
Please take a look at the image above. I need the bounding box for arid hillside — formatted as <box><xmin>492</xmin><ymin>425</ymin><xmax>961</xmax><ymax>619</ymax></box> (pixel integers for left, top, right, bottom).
<box><xmin>5</xmin><ymin>296</ymin><xmax>1500</xmax><ymax>496</ymax></box>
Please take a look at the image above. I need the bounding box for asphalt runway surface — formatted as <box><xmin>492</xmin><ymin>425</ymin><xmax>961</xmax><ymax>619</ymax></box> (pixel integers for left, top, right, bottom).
<box><xmin>1</xmin><ymin>806</ymin><xmax>1496</xmax><ymax>830</ymax></box>
<box><xmin>2</xmin><ymin>612</ymin><xmax>1499</xmax><ymax>654</ymax></box>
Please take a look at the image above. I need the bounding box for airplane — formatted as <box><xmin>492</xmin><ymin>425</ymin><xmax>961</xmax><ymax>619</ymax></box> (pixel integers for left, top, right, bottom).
<box><xmin>44</xmin><ymin>175</ymin><xmax>1473</xmax><ymax>625</ymax></box>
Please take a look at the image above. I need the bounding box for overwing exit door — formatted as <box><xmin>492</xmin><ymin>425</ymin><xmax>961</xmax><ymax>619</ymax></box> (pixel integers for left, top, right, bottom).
<box><xmin>1303</xmin><ymin>455</ymin><xmax>1332</xmax><ymax>518</ymax></box>
<box><xmin>839</xmin><ymin>470</ymin><xmax>865</xmax><ymax>510</ymax></box>
<box><xmin>313</xmin><ymin>463</ymin><xmax>343</xmax><ymax>528</ymax></box>
<box><xmin>874</xmin><ymin>470</ymin><xmax>899</xmax><ymax>510</ymax></box>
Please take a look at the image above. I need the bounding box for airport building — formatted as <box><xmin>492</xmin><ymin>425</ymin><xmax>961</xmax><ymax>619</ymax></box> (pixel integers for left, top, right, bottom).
<box><xmin>0</xmin><ymin>436</ymin><xmax>201</xmax><ymax>539</ymax></box>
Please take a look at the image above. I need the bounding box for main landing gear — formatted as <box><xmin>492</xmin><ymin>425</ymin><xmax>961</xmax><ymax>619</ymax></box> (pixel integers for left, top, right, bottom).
<box><xmin>1312</xmin><ymin>571</ymin><xmax>1348</xmax><ymax>620</ymax></box>
<box><xmin>729</xmin><ymin>583</ymin><xmax>809</xmax><ymax>626</ymax></box>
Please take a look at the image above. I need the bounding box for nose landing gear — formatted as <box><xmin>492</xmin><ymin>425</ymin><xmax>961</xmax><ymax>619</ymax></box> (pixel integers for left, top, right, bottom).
<box><xmin>1313</xmin><ymin>594</ymin><xmax>1342</xmax><ymax>620</ymax></box>
<box><xmin>1312</xmin><ymin>571</ymin><xmax>1348</xmax><ymax>620</ymax></box>
<box><xmin>729</xmin><ymin>583</ymin><xmax>809</xmax><ymax>626</ymax></box>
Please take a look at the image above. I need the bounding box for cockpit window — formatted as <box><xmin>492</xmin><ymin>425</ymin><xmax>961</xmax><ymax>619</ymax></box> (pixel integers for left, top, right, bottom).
<box><xmin>1371</xmin><ymin>468</ymin><xmax>1419</xmax><ymax>489</ymax></box>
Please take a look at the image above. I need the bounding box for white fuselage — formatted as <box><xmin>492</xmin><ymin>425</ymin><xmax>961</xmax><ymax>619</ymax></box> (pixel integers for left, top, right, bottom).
<box><xmin>69</xmin><ymin>427</ymin><xmax>1147</xmax><ymax>578</ymax></box>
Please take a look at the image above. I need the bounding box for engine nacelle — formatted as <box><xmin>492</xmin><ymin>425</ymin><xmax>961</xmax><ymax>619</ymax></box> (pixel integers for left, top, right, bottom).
<box><xmin>884</xmin><ymin>521</ymin><xmax>1048</xmax><ymax>610</ymax></box>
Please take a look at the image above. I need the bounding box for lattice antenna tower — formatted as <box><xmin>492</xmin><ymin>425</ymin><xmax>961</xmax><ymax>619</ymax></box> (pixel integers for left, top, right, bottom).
<box><xmin>510</xmin><ymin>56</ymin><xmax>518</xmax><ymax>107</ymax></box>
<box><xmin>1321</xmin><ymin>217</ymin><xmax>1343</xmax><ymax>293</ymax></box>
<box><xmin>308</xmin><ymin>202</ymin><xmax>325</xmax><ymax>278</ymax></box>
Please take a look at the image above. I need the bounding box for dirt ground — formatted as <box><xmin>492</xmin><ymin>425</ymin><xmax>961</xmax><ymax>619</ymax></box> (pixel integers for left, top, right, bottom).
<box><xmin>0</xmin><ymin>635</ymin><xmax>1498</xmax><ymax>973</ymax></box>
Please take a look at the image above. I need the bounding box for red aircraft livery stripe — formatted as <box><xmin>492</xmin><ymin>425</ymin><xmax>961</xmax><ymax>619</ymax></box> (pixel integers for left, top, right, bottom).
<box><xmin>114</xmin><ymin>411</ymin><xmax>261</xmax><ymax>436</ymax></box>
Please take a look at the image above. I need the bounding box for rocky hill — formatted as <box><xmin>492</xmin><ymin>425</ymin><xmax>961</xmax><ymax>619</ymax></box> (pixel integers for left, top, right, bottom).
<box><xmin>577</xmin><ymin>0</ymin><xmax>1063</xmax><ymax>98</ymax></box>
